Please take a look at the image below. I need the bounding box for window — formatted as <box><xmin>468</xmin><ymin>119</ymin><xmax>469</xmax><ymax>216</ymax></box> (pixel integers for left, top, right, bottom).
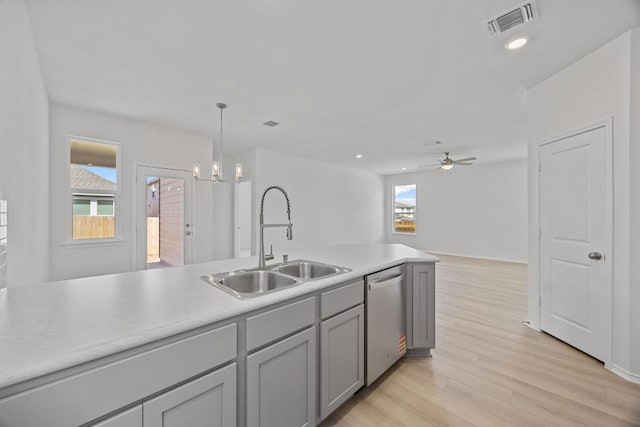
<box><xmin>393</xmin><ymin>184</ymin><xmax>416</xmax><ymax>234</ymax></box>
<box><xmin>72</xmin><ymin>199</ymin><xmax>91</xmax><ymax>216</ymax></box>
<box><xmin>69</xmin><ymin>138</ymin><xmax>119</xmax><ymax>240</ymax></box>
<box><xmin>97</xmin><ymin>199</ymin><xmax>115</xmax><ymax>216</ymax></box>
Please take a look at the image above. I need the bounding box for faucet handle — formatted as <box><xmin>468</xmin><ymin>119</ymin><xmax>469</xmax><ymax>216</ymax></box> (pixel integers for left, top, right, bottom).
<box><xmin>264</xmin><ymin>244</ymin><xmax>275</xmax><ymax>261</ymax></box>
<box><xmin>283</xmin><ymin>254</ymin><xmax>289</xmax><ymax>264</ymax></box>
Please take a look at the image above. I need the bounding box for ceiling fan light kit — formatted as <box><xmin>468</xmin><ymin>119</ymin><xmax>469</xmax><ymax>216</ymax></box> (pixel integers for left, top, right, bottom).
<box><xmin>419</xmin><ymin>152</ymin><xmax>478</xmax><ymax>171</ymax></box>
<box><xmin>440</xmin><ymin>152</ymin><xmax>477</xmax><ymax>170</ymax></box>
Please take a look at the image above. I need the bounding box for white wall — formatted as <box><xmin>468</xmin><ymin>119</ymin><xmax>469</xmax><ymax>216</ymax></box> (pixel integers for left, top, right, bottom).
<box><xmin>235</xmin><ymin>148</ymin><xmax>385</xmax><ymax>257</ymax></box>
<box><xmin>629</xmin><ymin>28</ymin><xmax>640</xmax><ymax>376</ymax></box>
<box><xmin>210</xmin><ymin>154</ymin><xmax>236</xmax><ymax>261</ymax></box>
<box><xmin>234</xmin><ymin>148</ymin><xmax>257</xmax><ymax>256</ymax></box>
<box><xmin>527</xmin><ymin>31</ymin><xmax>635</xmax><ymax>378</ymax></box>
<box><xmin>49</xmin><ymin>105</ymin><xmax>220</xmax><ymax>280</ymax></box>
<box><xmin>236</xmin><ymin>181</ymin><xmax>252</xmax><ymax>254</ymax></box>
<box><xmin>385</xmin><ymin>159</ymin><xmax>528</xmax><ymax>263</ymax></box>
<box><xmin>0</xmin><ymin>0</ymin><xmax>50</xmax><ymax>286</ymax></box>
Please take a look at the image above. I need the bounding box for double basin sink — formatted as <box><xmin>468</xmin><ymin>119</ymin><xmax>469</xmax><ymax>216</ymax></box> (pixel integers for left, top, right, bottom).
<box><xmin>202</xmin><ymin>259</ymin><xmax>352</xmax><ymax>299</ymax></box>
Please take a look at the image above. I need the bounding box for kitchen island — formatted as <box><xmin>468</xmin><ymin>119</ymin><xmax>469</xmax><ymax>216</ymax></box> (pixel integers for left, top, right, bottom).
<box><xmin>0</xmin><ymin>243</ymin><xmax>437</xmax><ymax>427</ymax></box>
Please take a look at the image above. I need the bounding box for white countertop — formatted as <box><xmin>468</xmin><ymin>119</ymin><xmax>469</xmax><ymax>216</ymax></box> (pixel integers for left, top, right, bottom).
<box><xmin>0</xmin><ymin>244</ymin><xmax>437</xmax><ymax>390</ymax></box>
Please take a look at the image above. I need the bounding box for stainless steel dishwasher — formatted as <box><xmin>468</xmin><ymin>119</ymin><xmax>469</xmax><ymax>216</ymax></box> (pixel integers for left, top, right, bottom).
<box><xmin>365</xmin><ymin>265</ymin><xmax>406</xmax><ymax>386</ymax></box>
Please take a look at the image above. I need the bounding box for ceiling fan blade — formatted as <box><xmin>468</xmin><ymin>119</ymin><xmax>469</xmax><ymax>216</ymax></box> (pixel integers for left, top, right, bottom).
<box><xmin>455</xmin><ymin>162</ymin><xmax>474</xmax><ymax>166</ymax></box>
<box><xmin>453</xmin><ymin>157</ymin><xmax>477</xmax><ymax>163</ymax></box>
<box><xmin>419</xmin><ymin>163</ymin><xmax>441</xmax><ymax>168</ymax></box>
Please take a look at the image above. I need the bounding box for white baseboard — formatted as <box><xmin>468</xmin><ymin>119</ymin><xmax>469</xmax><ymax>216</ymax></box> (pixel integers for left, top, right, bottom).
<box><xmin>521</xmin><ymin>321</ymin><xmax>541</xmax><ymax>332</ymax></box>
<box><xmin>608</xmin><ymin>364</ymin><xmax>640</xmax><ymax>385</ymax></box>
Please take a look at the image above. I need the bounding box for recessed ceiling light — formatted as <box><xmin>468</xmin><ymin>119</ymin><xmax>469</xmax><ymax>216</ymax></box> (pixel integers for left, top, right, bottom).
<box><xmin>506</xmin><ymin>37</ymin><xmax>528</xmax><ymax>50</ymax></box>
<box><xmin>355</xmin><ymin>154</ymin><xmax>363</xmax><ymax>159</ymax></box>
<box><xmin>402</xmin><ymin>167</ymin><xmax>407</xmax><ymax>170</ymax></box>
<box><xmin>263</xmin><ymin>121</ymin><xmax>279</xmax><ymax>127</ymax></box>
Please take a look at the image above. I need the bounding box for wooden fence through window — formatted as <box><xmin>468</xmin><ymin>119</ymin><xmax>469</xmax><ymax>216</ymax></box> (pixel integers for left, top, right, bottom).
<box><xmin>394</xmin><ymin>220</ymin><xmax>416</xmax><ymax>233</ymax></box>
<box><xmin>72</xmin><ymin>216</ymin><xmax>115</xmax><ymax>239</ymax></box>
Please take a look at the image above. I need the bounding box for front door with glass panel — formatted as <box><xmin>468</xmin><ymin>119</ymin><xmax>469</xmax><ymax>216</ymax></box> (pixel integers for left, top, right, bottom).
<box><xmin>136</xmin><ymin>166</ymin><xmax>193</xmax><ymax>270</ymax></box>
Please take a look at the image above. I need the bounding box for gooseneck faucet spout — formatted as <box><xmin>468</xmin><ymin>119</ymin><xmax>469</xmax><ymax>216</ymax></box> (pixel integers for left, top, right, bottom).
<box><xmin>259</xmin><ymin>186</ymin><xmax>293</xmax><ymax>268</ymax></box>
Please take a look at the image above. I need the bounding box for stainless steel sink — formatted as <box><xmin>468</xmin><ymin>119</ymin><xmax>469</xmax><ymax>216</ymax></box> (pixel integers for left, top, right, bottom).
<box><xmin>202</xmin><ymin>270</ymin><xmax>299</xmax><ymax>299</ymax></box>
<box><xmin>270</xmin><ymin>259</ymin><xmax>351</xmax><ymax>280</ymax></box>
<box><xmin>202</xmin><ymin>259</ymin><xmax>351</xmax><ymax>299</ymax></box>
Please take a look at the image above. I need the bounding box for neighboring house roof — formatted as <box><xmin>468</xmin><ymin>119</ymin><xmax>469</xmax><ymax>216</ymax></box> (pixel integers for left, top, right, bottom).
<box><xmin>70</xmin><ymin>164</ymin><xmax>116</xmax><ymax>191</ymax></box>
<box><xmin>395</xmin><ymin>201</ymin><xmax>415</xmax><ymax>209</ymax></box>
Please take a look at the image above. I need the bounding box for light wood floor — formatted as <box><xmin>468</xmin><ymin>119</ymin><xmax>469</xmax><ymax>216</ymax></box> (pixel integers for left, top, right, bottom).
<box><xmin>320</xmin><ymin>255</ymin><xmax>640</xmax><ymax>426</ymax></box>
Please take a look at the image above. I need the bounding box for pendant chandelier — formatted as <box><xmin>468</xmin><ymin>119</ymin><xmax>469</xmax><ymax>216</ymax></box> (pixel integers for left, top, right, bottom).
<box><xmin>193</xmin><ymin>102</ymin><xmax>243</xmax><ymax>183</ymax></box>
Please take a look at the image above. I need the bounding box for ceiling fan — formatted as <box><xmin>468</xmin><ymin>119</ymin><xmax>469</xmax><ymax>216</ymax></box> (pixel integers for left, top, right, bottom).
<box><xmin>421</xmin><ymin>152</ymin><xmax>477</xmax><ymax>170</ymax></box>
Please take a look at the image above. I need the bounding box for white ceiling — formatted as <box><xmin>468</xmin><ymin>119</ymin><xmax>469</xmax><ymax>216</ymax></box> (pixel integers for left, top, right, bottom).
<box><xmin>25</xmin><ymin>0</ymin><xmax>640</xmax><ymax>174</ymax></box>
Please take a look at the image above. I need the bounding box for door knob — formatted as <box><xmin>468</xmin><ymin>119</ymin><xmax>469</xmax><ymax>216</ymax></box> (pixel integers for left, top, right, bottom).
<box><xmin>588</xmin><ymin>252</ymin><xmax>602</xmax><ymax>260</ymax></box>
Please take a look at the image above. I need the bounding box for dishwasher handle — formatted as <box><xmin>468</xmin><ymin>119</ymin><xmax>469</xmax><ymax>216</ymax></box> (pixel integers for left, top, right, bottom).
<box><xmin>368</xmin><ymin>273</ymin><xmax>403</xmax><ymax>291</ymax></box>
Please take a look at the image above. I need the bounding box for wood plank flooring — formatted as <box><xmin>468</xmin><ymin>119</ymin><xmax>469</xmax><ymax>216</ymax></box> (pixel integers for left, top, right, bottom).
<box><xmin>320</xmin><ymin>254</ymin><xmax>640</xmax><ymax>426</ymax></box>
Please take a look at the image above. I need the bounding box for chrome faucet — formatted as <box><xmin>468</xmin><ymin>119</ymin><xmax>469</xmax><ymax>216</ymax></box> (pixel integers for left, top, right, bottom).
<box><xmin>259</xmin><ymin>186</ymin><xmax>293</xmax><ymax>268</ymax></box>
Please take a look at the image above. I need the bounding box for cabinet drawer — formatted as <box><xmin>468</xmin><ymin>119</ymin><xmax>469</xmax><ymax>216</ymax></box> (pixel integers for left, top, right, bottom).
<box><xmin>0</xmin><ymin>323</ymin><xmax>237</xmax><ymax>427</ymax></box>
<box><xmin>246</xmin><ymin>297</ymin><xmax>316</xmax><ymax>351</ymax></box>
<box><xmin>143</xmin><ymin>363</ymin><xmax>236</xmax><ymax>427</ymax></box>
<box><xmin>92</xmin><ymin>405</ymin><xmax>142</xmax><ymax>427</ymax></box>
<box><xmin>320</xmin><ymin>280</ymin><xmax>364</xmax><ymax>320</ymax></box>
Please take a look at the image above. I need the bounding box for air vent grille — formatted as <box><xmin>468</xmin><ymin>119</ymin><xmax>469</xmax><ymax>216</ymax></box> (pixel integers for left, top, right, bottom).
<box><xmin>485</xmin><ymin>0</ymin><xmax>538</xmax><ymax>36</ymax></box>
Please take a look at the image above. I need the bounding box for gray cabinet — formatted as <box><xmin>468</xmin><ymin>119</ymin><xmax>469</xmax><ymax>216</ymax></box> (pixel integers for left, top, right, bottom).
<box><xmin>92</xmin><ymin>406</ymin><xmax>142</xmax><ymax>427</ymax></box>
<box><xmin>320</xmin><ymin>280</ymin><xmax>364</xmax><ymax>319</ymax></box>
<box><xmin>0</xmin><ymin>261</ymin><xmax>437</xmax><ymax>427</ymax></box>
<box><xmin>246</xmin><ymin>327</ymin><xmax>316</xmax><ymax>427</ymax></box>
<box><xmin>246</xmin><ymin>297</ymin><xmax>315</xmax><ymax>351</ymax></box>
<box><xmin>0</xmin><ymin>324</ymin><xmax>237</xmax><ymax>427</ymax></box>
<box><xmin>319</xmin><ymin>304</ymin><xmax>364</xmax><ymax>420</ymax></box>
<box><xmin>143</xmin><ymin>363</ymin><xmax>236</xmax><ymax>427</ymax></box>
<box><xmin>406</xmin><ymin>263</ymin><xmax>435</xmax><ymax>353</ymax></box>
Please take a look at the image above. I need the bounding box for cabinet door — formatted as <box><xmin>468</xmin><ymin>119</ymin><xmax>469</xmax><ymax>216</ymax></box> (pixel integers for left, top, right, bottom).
<box><xmin>246</xmin><ymin>327</ymin><xmax>316</xmax><ymax>427</ymax></box>
<box><xmin>320</xmin><ymin>304</ymin><xmax>364</xmax><ymax>420</ymax></box>
<box><xmin>408</xmin><ymin>263</ymin><xmax>436</xmax><ymax>349</ymax></box>
<box><xmin>143</xmin><ymin>363</ymin><xmax>236</xmax><ymax>427</ymax></box>
<box><xmin>92</xmin><ymin>406</ymin><xmax>142</xmax><ymax>427</ymax></box>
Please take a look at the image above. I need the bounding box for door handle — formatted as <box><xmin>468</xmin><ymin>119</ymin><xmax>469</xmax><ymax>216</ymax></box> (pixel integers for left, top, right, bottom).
<box><xmin>588</xmin><ymin>252</ymin><xmax>602</xmax><ymax>260</ymax></box>
<box><xmin>185</xmin><ymin>231</ymin><xmax>192</xmax><ymax>236</ymax></box>
<box><xmin>368</xmin><ymin>274</ymin><xmax>403</xmax><ymax>291</ymax></box>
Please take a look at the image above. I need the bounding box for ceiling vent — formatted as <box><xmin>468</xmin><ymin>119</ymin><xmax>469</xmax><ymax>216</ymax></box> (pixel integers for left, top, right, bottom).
<box><xmin>263</xmin><ymin>121</ymin><xmax>280</xmax><ymax>127</ymax></box>
<box><xmin>484</xmin><ymin>0</ymin><xmax>538</xmax><ymax>36</ymax></box>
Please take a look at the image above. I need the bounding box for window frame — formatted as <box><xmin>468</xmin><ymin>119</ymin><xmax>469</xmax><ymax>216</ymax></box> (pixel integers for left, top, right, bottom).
<box><xmin>65</xmin><ymin>136</ymin><xmax>122</xmax><ymax>245</ymax></box>
<box><xmin>391</xmin><ymin>183</ymin><xmax>417</xmax><ymax>235</ymax></box>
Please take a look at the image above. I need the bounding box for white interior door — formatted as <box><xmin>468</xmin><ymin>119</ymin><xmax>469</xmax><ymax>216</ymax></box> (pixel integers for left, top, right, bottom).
<box><xmin>539</xmin><ymin>124</ymin><xmax>610</xmax><ymax>361</ymax></box>
<box><xmin>135</xmin><ymin>166</ymin><xmax>193</xmax><ymax>270</ymax></box>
